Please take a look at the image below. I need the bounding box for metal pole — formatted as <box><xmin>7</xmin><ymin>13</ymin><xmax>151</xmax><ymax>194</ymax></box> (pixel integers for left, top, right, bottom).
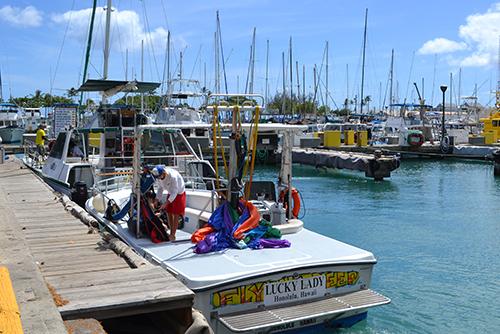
<box><xmin>440</xmin><ymin>85</ymin><xmax>447</xmax><ymax>141</ymax></box>
<box><xmin>360</xmin><ymin>8</ymin><xmax>368</xmax><ymax>114</ymax></box>
<box><xmin>265</xmin><ymin>39</ymin><xmax>269</xmax><ymax>104</ymax></box>
<box><xmin>325</xmin><ymin>41</ymin><xmax>329</xmax><ymax>111</ymax></box>
<box><xmin>141</xmin><ymin>40</ymin><xmax>144</xmax><ymax>112</ymax></box>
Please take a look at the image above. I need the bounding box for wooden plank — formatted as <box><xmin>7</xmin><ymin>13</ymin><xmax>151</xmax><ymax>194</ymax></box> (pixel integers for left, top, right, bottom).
<box><xmin>38</xmin><ymin>256</ymin><xmax>126</xmax><ymax>272</ymax></box>
<box><xmin>0</xmin><ymin>267</ymin><xmax>24</xmax><ymax>334</ymax></box>
<box><xmin>29</xmin><ymin>242</ymin><xmax>102</xmax><ymax>252</ymax></box>
<box><xmin>46</xmin><ymin>269</ymin><xmax>167</xmax><ymax>290</ymax></box>
<box><xmin>26</xmin><ymin>235</ymin><xmax>101</xmax><ymax>246</ymax></box>
<box><xmin>32</xmin><ymin>250</ymin><xmax>114</xmax><ymax>263</ymax></box>
<box><xmin>60</xmin><ymin>290</ymin><xmax>193</xmax><ymax>320</ymax></box>
<box><xmin>56</xmin><ymin>276</ymin><xmax>174</xmax><ymax>297</ymax></box>
<box><xmin>25</xmin><ymin>229</ymin><xmax>96</xmax><ymax>240</ymax></box>
<box><xmin>41</xmin><ymin>263</ymin><xmax>131</xmax><ymax>277</ymax></box>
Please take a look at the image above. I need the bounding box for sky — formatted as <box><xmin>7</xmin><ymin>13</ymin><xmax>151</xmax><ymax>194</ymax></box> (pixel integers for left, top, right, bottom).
<box><xmin>0</xmin><ymin>0</ymin><xmax>499</xmax><ymax>110</ymax></box>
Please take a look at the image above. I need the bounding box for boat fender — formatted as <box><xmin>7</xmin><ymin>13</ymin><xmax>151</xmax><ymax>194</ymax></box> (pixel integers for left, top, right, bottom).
<box><xmin>279</xmin><ymin>187</ymin><xmax>301</xmax><ymax>219</ymax></box>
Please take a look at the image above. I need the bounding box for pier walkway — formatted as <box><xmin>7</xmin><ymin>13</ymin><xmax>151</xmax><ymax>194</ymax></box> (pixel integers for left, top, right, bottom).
<box><xmin>0</xmin><ymin>158</ymin><xmax>195</xmax><ymax>333</ymax></box>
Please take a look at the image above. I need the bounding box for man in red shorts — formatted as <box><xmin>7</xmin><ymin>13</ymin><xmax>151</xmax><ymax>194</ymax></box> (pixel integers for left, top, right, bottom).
<box><xmin>152</xmin><ymin>165</ymin><xmax>186</xmax><ymax>241</ymax></box>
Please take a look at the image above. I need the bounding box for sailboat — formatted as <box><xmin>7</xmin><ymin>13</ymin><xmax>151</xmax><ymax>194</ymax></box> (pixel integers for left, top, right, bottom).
<box><xmin>85</xmin><ymin>93</ymin><xmax>390</xmax><ymax>333</ymax></box>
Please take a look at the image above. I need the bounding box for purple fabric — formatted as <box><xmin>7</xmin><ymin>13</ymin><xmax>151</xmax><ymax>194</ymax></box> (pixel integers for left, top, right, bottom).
<box><xmin>248</xmin><ymin>238</ymin><xmax>291</xmax><ymax>250</ymax></box>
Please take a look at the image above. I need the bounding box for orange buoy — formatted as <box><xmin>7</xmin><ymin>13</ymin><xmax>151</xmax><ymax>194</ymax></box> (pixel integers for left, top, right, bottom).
<box><xmin>279</xmin><ymin>187</ymin><xmax>301</xmax><ymax>219</ymax></box>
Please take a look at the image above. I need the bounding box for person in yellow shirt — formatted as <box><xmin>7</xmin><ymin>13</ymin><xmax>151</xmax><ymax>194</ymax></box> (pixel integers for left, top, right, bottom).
<box><xmin>35</xmin><ymin>124</ymin><xmax>47</xmax><ymax>156</ymax></box>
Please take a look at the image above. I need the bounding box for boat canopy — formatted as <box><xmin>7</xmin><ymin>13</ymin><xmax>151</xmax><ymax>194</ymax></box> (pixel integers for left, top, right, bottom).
<box><xmin>77</xmin><ymin>79</ymin><xmax>161</xmax><ymax>94</ymax></box>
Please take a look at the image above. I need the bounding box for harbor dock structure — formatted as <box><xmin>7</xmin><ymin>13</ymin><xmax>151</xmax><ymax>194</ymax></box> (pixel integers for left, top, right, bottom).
<box><xmin>0</xmin><ymin>158</ymin><xmax>197</xmax><ymax>333</ymax></box>
<box><xmin>293</xmin><ymin>147</ymin><xmax>400</xmax><ymax>180</ymax></box>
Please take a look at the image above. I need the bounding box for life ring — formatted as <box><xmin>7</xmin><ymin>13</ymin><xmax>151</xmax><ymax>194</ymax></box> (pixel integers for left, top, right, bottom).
<box><xmin>279</xmin><ymin>187</ymin><xmax>301</xmax><ymax>219</ymax></box>
<box><xmin>123</xmin><ymin>137</ymin><xmax>134</xmax><ymax>155</ymax></box>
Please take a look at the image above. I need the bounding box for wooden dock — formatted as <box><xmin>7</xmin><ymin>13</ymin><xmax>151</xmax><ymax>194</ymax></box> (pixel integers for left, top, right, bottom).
<box><xmin>0</xmin><ymin>158</ymin><xmax>195</xmax><ymax>333</ymax></box>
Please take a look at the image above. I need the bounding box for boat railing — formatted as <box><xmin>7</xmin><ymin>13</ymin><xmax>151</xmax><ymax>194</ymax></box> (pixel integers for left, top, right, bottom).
<box><xmin>95</xmin><ymin>174</ymin><xmax>132</xmax><ymax>194</ymax></box>
<box><xmin>23</xmin><ymin>139</ymin><xmax>46</xmax><ymax>168</ymax></box>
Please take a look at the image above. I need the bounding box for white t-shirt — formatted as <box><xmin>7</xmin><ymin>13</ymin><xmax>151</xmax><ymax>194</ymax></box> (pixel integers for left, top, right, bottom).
<box><xmin>155</xmin><ymin>168</ymin><xmax>185</xmax><ymax>203</ymax></box>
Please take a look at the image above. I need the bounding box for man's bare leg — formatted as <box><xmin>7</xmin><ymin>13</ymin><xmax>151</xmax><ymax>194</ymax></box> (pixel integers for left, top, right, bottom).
<box><xmin>168</xmin><ymin>213</ymin><xmax>178</xmax><ymax>241</ymax></box>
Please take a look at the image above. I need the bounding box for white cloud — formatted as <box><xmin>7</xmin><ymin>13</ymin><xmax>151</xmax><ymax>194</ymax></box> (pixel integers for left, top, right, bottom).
<box><xmin>418</xmin><ymin>3</ymin><xmax>500</xmax><ymax>67</ymax></box>
<box><xmin>52</xmin><ymin>7</ymin><xmax>186</xmax><ymax>55</ymax></box>
<box><xmin>418</xmin><ymin>38</ymin><xmax>467</xmax><ymax>55</ymax></box>
<box><xmin>0</xmin><ymin>5</ymin><xmax>42</xmax><ymax>27</ymax></box>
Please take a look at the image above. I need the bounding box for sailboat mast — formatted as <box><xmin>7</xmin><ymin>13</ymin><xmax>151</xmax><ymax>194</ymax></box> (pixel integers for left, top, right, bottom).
<box><xmin>141</xmin><ymin>40</ymin><xmax>144</xmax><ymax>111</ymax></box>
<box><xmin>389</xmin><ymin>49</ymin><xmax>394</xmax><ymax>115</ymax></box>
<box><xmin>325</xmin><ymin>41</ymin><xmax>329</xmax><ymax>111</ymax></box>
<box><xmin>281</xmin><ymin>51</ymin><xmax>286</xmax><ymax>115</ymax></box>
<box><xmin>125</xmin><ymin>48</ymin><xmax>128</xmax><ymax>104</ymax></box>
<box><xmin>265</xmin><ymin>39</ymin><xmax>269</xmax><ymax>104</ymax></box>
<box><xmin>360</xmin><ymin>8</ymin><xmax>368</xmax><ymax>114</ymax></box>
<box><xmin>166</xmin><ymin>31</ymin><xmax>171</xmax><ymax>101</ymax></box>
<box><xmin>313</xmin><ymin>65</ymin><xmax>317</xmax><ymax>120</ymax></box>
<box><xmin>302</xmin><ymin>64</ymin><xmax>305</xmax><ymax>104</ymax></box>
<box><xmin>296</xmin><ymin>61</ymin><xmax>300</xmax><ymax>102</ymax></box>
<box><xmin>289</xmin><ymin>37</ymin><xmax>293</xmax><ymax>115</ymax></box>
<box><xmin>458</xmin><ymin>67</ymin><xmax>461</xmax><ymax>118</ymax></box>
<box><xmin>103</xmin><ymin>0</ymin><xmax>112</xmax><ymax>80</ymax></box>
<box><xmin>101</xmin><ymin>0</ymin><xmax>112</xmax><ymax>104</ymax></box>
<box><xmin>346</xmin><ymin>63</ymin><xmax>349</xmax><ymax>112</ymax></box>
<box><xmin>78</xmin><ymin>0</ymin><xmax>97</xmax><ymax>120</ymax></box>
<box><xmin>449</xmin><ymin>72</ymin><xmax>453</xmax><ymax>115</ymax></box>
<box><xmin>250</xmin><ymin>28</ymin><xmax>256</xmax><ymax>94</ymax></box>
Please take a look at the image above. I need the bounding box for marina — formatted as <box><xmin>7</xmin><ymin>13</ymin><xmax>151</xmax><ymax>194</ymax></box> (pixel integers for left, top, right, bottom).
<box><xmin>1</xmin><ymin>0</ymin><xmax>500</xmax><ymax>333</ymax></box>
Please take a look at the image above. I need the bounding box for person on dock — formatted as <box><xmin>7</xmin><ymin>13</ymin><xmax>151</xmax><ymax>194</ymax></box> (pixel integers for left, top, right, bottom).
<box><xmin>152</xmin><ymin>165</ymin><xmax>186</xmax><ymax>242</ymax></box>
<box><xmin>35</xmin><ymin>124</ymin><xmax>47</xmax><ymax>157</ymax></box>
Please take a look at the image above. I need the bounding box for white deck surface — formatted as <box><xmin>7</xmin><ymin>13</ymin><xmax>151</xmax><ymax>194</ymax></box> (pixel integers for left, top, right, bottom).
<box><xmin>89</xmin><ymin>189</ymin><xmax>376</xmax><ymax>290</ymax></box>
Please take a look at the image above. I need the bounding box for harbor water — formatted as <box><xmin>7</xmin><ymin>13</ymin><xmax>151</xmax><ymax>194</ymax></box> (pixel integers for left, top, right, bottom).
<box><xmin>255</xmin><ymin>159</ymin><xmax>500</xmax><ymax>334</ymax></box>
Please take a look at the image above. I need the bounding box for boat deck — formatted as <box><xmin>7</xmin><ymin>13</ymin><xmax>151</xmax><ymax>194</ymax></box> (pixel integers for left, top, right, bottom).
<box><xmin>0</xmin><ymin>158</ymin><xmax>194</xmax><ymax>332</ymax></box>
<box><xmin>90</xmin><ymin>189</ymin><xmax>377</xmax><ymax>291</ymax></box>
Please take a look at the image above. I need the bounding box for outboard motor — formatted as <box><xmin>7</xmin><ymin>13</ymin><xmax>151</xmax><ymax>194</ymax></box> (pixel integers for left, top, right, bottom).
<box><xmin>71</xmin><ymin>181</ymin><xmax>88</xmax><ymax>208</ymax></box>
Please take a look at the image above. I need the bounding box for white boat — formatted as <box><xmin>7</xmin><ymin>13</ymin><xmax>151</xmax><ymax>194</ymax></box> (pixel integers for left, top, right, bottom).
<box><xmin>156</xmin><ymin>78</ymin><xmax>212</xmax><ymax>154</ymax></box>
<box><xmin>23</xmin><ymin>80</ymin><xmax>161</xmax><ymax>205</ymax></box>
<box><xmin>0</xmin><ymin>103</ymin><xmax>25</xmax><ymax>143</ymax></box>
<box><xmin>86</xmin><ymin>95</ymin><xmax>390</xmax><ymax>333</ymax></box>
<box><xmin>23</xmin><ymin>107</ymin><xmax>42</xmax><ymax>133</ymax></box>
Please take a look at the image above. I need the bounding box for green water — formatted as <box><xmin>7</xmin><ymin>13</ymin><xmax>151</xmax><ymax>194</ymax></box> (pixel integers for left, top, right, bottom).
<box><xmin>255</xmin><ymin>160</ymin><xmax>500</xmax><ymax>334</ymax></box>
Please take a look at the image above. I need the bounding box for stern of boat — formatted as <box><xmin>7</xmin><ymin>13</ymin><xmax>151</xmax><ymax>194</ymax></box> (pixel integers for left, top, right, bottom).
<box><xmin>194</xmin><ymin>264</ymin><xmax>390</xmax><ymax>333</ymax></box>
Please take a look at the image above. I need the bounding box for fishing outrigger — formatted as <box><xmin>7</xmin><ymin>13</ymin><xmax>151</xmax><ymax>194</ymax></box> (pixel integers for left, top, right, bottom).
<box><xmin>86</xmin><ymin>94</ymin><xmax>390</xmax><ymax>333</ymax></box>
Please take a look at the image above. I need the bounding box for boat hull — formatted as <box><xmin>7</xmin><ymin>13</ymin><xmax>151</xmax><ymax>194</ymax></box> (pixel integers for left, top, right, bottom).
<box><xmin>0</xmin><ymin>126</ymin><xmax>24</xmax><ymax>143</ymax></box>
<box><xmin>23</xmin><ymin>158</ymin><xmax>72</xmax><ymax>197</ymax></box>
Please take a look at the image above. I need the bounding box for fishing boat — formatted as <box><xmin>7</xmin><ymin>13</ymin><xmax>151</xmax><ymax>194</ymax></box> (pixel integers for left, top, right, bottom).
<box><xmin>23</xmin><ymin>80</ymin><xmax>161</xmax><ymax>205</ymax></box>
<box><xmin>86</xmin><ymin>94</ymin><xmax>390</xmax><ymax>333</ymax></box>
<box><xmin>0</xmin><ymin>102</ymin><xmax>25</xmax><ymax>143</ymax></box>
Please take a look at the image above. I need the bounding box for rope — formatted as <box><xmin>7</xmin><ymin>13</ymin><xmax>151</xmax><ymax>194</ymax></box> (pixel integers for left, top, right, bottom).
<box><xmin>244</xmin><ymin>106</ymin><xmax>260</xmax><ymax>199</ymax></box>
